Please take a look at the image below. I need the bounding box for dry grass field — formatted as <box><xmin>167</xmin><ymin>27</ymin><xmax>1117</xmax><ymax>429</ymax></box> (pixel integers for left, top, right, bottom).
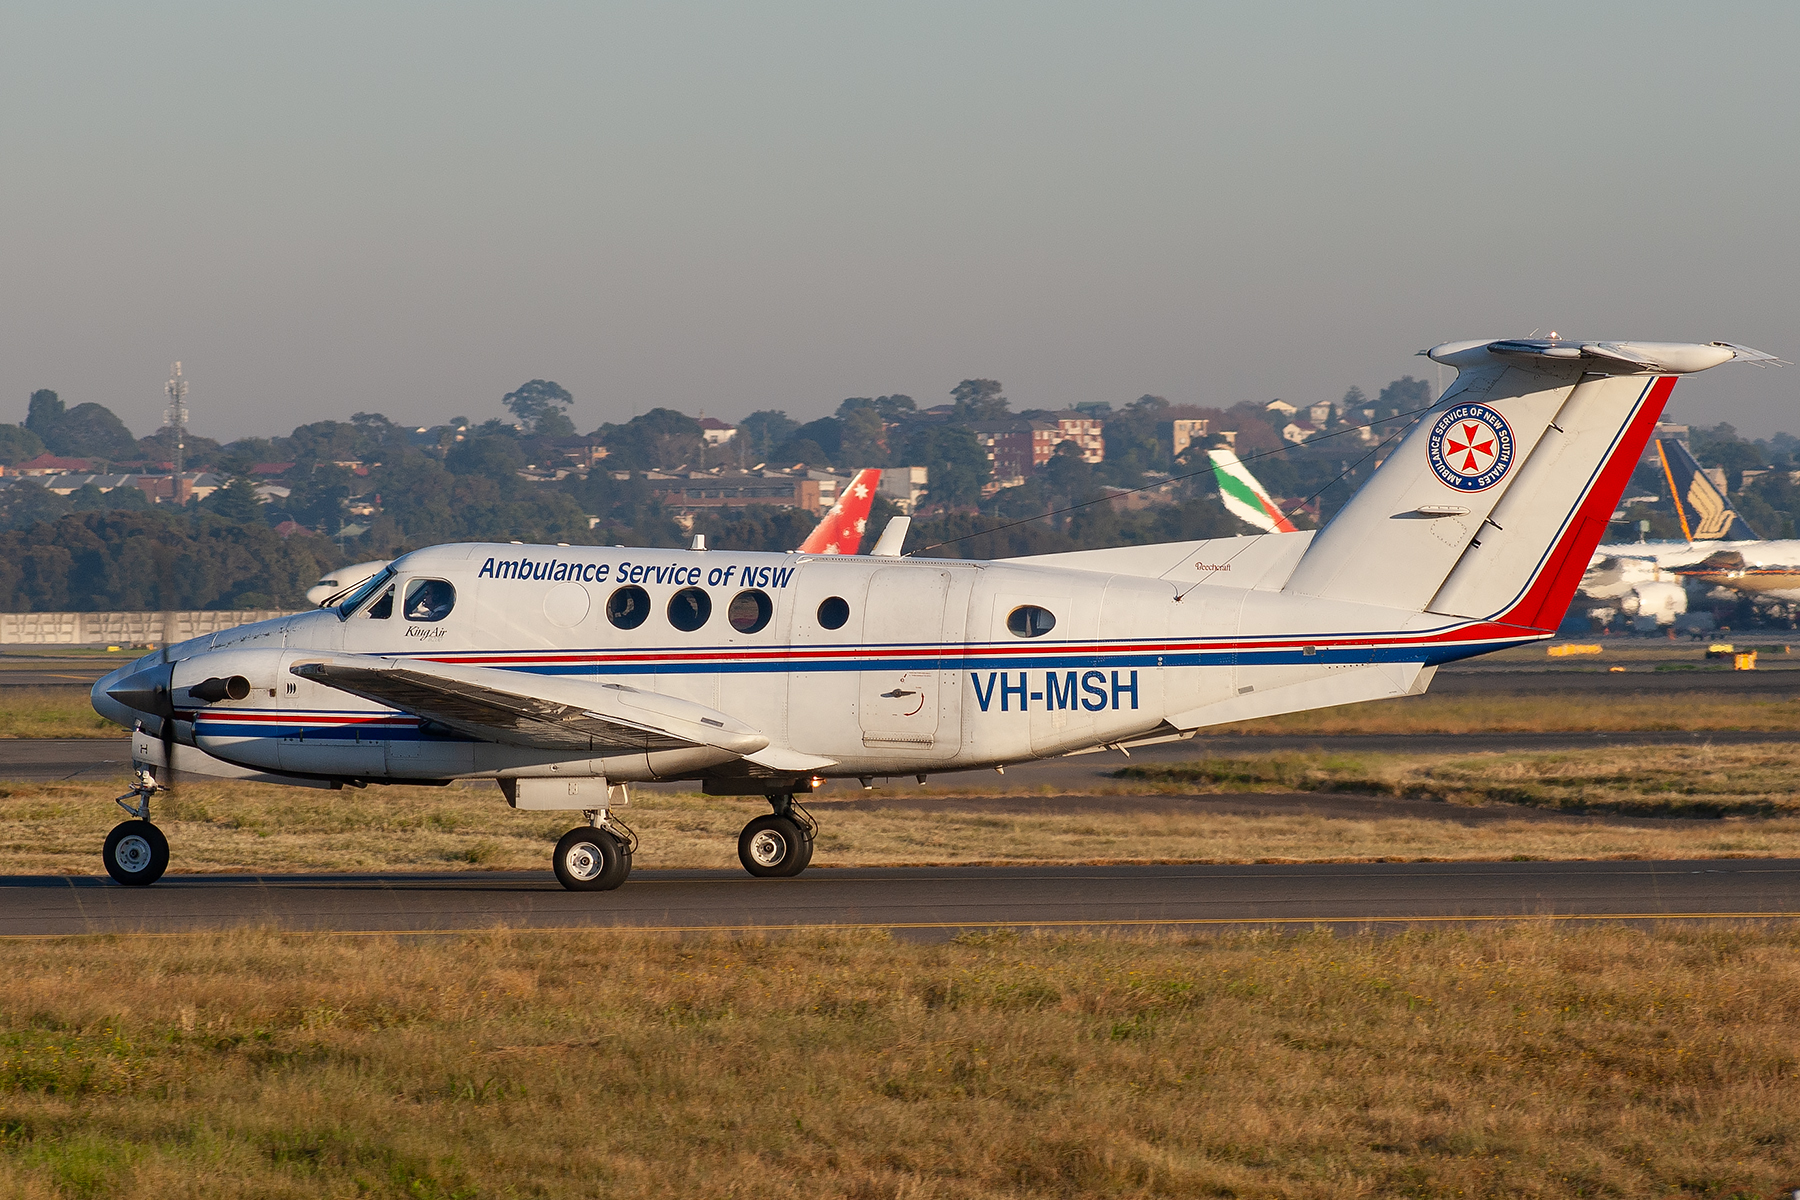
<box><xmin>1118</xmin><ymin>743</ymin><xmax>1800</xmax><ymax>818</ymax></box>
<box><xmin>1205</xmin><ymin>688</ymin><xmax>1800</xmax><ymax>735</ymax></box>
<box><xmin>0</xmin><ymin>924</ymin><xmax>1796</xmax><ymax>1198</ymax></box>
<box><xmin>7</xmin><ymin>743</ymin><xmax>1800</xmax><ymax>877</ymax></box>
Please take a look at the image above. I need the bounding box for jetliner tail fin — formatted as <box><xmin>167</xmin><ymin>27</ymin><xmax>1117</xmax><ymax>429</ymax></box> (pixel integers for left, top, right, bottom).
<box><xmin>1208</xmin><ymin>448</ymin><xmax>1298</xmax><ymax>533</ymax></box>
<box><xmin>1282</xmin><ymin>339</ymin><xmax>1762</xmax><ymax>631</ymax></box>
<box><xmin>798</xmin><ymin>468</ymin><xmax>881</xmax><ymax>554</ymax></box>
<box><xmin>1655</xmin><ymin>435</ymin><xmax>1760</xmax><ymax>542</ymax></box>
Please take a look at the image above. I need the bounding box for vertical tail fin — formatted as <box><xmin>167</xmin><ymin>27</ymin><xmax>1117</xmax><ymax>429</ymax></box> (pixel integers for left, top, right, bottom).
<box><xmin>1655</xmin><ymin>436</ymin><xmax>1760</xmax><ymax>541</ymax></box>
<box><xmin>1283</xmin><ymin>338</ymin><xmax>1755</xmax><ymax>628</ymax></box>
<box><xmin>1208</xmin><ymin>448</ymin><xmax>1299</xmax><ymax>533</ymax></box>
<box><xmin>798</xmin><ymin>468</ymin><xmax>882</xmax><ymax>554</ymax></box>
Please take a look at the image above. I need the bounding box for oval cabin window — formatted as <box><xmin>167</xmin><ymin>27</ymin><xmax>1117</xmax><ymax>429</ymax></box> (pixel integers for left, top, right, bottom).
<box><xmin>668</xmin><ymin>587</ymin><xmax>712</xmax><ymax>631</ymax></box>
<box><xmin>1006</xmin><ymin>605</ymin><xmax>1056</xmax><ymax>638</ymax></box>
<box><xmin>606</xmin><ymin>585</ymin><xmax>651</xmax><ymax>630</ymax></box>
<box><xmin>728</xmin><ymin>589</ymin><xmax>773</xmax><ymax>634</ymax></box>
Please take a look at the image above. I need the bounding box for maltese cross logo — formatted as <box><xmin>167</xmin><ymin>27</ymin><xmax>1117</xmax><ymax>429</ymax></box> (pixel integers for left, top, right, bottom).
<box><xmin>1426</xmin><ymin>403</ymin><xmax>1515</xmax><ymax>492</ymax></box>
<box><xmin>1445</xmin><ymin>422</ymin><xmax>1496</xmax><ymax>475</ymax></box>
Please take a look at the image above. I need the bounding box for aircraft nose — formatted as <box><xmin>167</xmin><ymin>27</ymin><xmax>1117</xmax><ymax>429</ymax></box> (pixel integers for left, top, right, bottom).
<box><xmin>92</xmin><ymin>660</ymin><xmax>141</xmax><ymax>730</ymax></box>
<box><xmin>99</xmin><ymin>659</ymin><xmax>175</xmax><ymax>723</ymax></box>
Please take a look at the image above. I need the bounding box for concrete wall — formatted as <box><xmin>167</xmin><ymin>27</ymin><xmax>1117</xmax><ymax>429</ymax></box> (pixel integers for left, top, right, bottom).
<box><xmin>0</xmin><ymin>611</ymin><xmax>301</xmax><ymax>646</ymax></box>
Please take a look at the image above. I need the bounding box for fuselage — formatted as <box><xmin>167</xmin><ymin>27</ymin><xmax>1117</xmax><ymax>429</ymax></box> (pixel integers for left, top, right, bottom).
<box><xmin>304</xmin><ymin>559</ymin><xmax>392</xmax><ymax>607</ymax></box>
<box><xmin>94</xmin><ymin>539</ymin><xmax>1541</xmax><ymax>787</ymax></box>
<box><xmin>1588</xmin><ymin>539</ymin><xmax>1800</xmax><ymax>603</ymax></box>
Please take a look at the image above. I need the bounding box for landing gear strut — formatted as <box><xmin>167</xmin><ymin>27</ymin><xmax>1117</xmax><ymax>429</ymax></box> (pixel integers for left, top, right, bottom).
<box><xmin>105</xmin><ymin>773</ymin><xmax>170</xmax><ymax>887</ymax></box>
<box><xmin>738</xmin><ymin>793</ymin><xmax>815</xmax><ymax>878</ymax></box>
<box><xmin>553</xmin><ymin>807</ymin><xmax>635</xmax><ymax>892</ymax></box>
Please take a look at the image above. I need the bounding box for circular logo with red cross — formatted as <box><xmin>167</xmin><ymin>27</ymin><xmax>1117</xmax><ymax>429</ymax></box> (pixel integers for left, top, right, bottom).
<box><xmin>1426</xmin><ymin>403</ymin><xmax>1515</xmax><ymax>492</ymax></box>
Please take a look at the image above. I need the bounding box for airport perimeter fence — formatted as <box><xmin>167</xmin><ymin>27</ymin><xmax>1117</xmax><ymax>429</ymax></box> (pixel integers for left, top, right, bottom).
<box><xmin>0</xmin><ymin>610</ymin><xmax>302</xmax><ymax>647</ymax></box>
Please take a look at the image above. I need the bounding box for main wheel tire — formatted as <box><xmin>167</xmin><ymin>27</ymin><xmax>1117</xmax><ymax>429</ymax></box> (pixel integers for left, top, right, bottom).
<box><xmin>104</xmin><ymin>820</ymin><xmax>169</xmax><ymax>887</ymax></box>
<box><xmin>738</xmin><ymin>815</ymin><xmax>809</xmax><ymax>878</ymax></box>
<box><xmin>599</xmin><ymin>841</ymin><xmax>632</xmax><ymax>890</ymax></box>
<box><xmin>553</xmin><ymin>827</ymin><xmax>629</xmax><ymax>892</ymax></box>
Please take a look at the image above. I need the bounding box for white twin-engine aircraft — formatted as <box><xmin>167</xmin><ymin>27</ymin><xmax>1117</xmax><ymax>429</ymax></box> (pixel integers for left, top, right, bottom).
<box><xmin>93</xmin><ymin>337</ymin><xmax>1772</xmax><ymax>890</ymax></box>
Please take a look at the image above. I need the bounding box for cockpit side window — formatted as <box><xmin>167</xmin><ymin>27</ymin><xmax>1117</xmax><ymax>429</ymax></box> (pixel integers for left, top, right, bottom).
<box><xmin>404</xmin><ymin>578</ymin><xmax>456</xmax><ymax>622</ymax></box>
<box><xmin>336</xmin><ymin>567</ymin><xmax>397</xmax><ymax>620</ymax></box>
<box><xmin>365</xmin><ymin>585</ymin><xmax>394</xmax><ymax>620</ymax></box>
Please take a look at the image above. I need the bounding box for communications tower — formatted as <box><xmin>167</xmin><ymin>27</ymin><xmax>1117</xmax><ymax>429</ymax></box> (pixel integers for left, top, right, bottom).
<box><xmin>163</xmin><ymin>362</ymin><xmax>188</xmax><ymax>478</ymax></box>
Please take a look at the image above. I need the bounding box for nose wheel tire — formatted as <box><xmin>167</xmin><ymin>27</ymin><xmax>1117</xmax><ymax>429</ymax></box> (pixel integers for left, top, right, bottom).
<box><xmin>738</xmin><ymin>815</ymin><xmax>812</xmax><ymax>878</ymax></box>
<box><xmin>104</xmin><ymin>820</ymin><xmax>169</xmax><ymax>887</ymax></box>
<box><xmin>553</xmin><ymin>826</ymin><xmax>631</xmax><ymax>892</ymax></box>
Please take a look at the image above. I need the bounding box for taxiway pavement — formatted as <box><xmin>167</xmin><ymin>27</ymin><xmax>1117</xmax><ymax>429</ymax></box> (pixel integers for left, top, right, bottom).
<box><xmin>3</xmin><ymin>860</ymin><xmax>1795</xmax><ymax>938</ymax></box>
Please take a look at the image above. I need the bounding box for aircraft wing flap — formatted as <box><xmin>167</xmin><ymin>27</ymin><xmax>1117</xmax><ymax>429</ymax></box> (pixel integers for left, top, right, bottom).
<box><xmin>289</xmin><ymin>655</ymin><xmax>770</xmax><ymax>756</ymax></box>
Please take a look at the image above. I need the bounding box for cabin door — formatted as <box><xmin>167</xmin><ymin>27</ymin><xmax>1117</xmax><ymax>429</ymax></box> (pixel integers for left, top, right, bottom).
<box><xmin>858</xmin><ymin>567</ymin><xmax>960</xmax><ymax>758</ymax></box>
<box><xmin>783</xmin><ymin>561</ymin><xmax>870</xmax><ymax>758</ymax></box>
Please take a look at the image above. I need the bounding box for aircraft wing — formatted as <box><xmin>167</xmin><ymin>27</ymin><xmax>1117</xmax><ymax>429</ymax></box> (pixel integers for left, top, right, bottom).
<box><xmin>289</xmin><ymin>654</ymin><xmax>771</xmax><ymax>756</ymax></box>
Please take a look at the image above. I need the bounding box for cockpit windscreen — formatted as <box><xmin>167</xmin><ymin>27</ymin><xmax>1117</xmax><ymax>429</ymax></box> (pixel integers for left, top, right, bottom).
<box><xmin>335</xmin><ymin>566</ymin><xmax>398</xmax><ymax>620</ymax></box>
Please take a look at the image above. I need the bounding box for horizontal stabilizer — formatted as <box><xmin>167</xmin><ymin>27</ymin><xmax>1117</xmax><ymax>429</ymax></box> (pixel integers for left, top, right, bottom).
<box><xmin>1427</xmin><ymin>338</ymin><xmax>1777</xmax><ymax>374</ymax></box>
<box><xmin>290</xmin><ymin>655</ymin><xmax>770</xmax><ymax>756</ymax></box>
<box><xmin>1009</xmin><ymin>530</ymin><xmax>1314</xmax><ymax>590</ymax></box>
<box><xmin>1167</xmin><ymin>663</ymin><xmax>1430</xmax><ymax>731</ymax></box>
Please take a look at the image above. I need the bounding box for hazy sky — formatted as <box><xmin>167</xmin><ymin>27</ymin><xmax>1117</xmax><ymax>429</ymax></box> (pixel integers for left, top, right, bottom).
<box><xmin>3</xmin><ymin>2</ymin><xmax>1796</xmax><ymax>442</ymax></box>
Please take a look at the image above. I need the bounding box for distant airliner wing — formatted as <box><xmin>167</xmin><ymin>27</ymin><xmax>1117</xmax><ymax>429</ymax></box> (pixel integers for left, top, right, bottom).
<box><xmin>289</xmin><ymin>654</ymin><xmax>771</xmax><ymax>756</ymax></box>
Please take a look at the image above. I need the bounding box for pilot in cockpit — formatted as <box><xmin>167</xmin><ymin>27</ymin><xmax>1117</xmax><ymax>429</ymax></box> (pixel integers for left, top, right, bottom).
<box><xmin>404</xmin><ymin>579</ymin><xmax>456</xmax><ymax>622</ymax></box>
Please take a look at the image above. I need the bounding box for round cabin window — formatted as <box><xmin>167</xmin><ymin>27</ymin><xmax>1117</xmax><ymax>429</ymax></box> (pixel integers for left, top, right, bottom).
<box><xmin>817</xmin><ymin>596</ymin><xmax>850</xmax><ymax>630</ymax></box>
<box><xmin>1006</xmin><ymin>605</ymin><xmax>1056</xmax><ymax>638</ymax></box>
<box><xmin>668</xmin><ymin>587</ymin><xmax>712</xmax><ymax>632</ymax></box>
<box><xmin>728</xmin><ymin>589</ymin><xmax>773</xmax><ymax>634</ymax></box>
<box><xmin>606</xmin><ymin>585</ymin><xmax>651</xmax><ymax>630</ymax></box>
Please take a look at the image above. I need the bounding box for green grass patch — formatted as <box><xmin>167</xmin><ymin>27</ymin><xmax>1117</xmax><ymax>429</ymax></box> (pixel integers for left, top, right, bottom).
<box><xmin>0</xmin><ymin>689</ymin><xmax>120</xmax><ymax>738</ymax></box>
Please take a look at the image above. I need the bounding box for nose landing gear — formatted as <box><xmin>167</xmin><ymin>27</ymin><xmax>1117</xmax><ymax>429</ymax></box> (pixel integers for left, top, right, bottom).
<box><xmin>737</xmin><ymin>793</ymin><xmax>815</xmax><ymax>878</ymax></box>
<box><xmin>105</xmin><ymin>774</ymin><xmax>170</xmax><ymax>887</ymax></box>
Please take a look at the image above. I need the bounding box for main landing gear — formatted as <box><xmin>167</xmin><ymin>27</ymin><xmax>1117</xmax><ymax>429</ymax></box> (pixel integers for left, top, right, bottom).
<box><xmin>553</xmin><ymin>807</ymin><xmax>636</xmax><ymax>892</ymax></box>
<box><xmin>738</xmin><ymin>793</ymin><xmax>815</xmax><ymax>878</ymax></box>
<box><xmin>105</xmin><ymin>774</ymin><xmax>170</xmax><ymax>887</ymax></box>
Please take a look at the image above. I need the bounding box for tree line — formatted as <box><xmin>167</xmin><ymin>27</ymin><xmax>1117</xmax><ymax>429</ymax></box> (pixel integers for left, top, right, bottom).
<box><xmin>0</xmin><ymin>372</ymin><xmax>1447</xmax><ymax>610</ymax></box>
<box><xmin>0</xmin><ymin>511</ymin><xmax>338</xmax><ymax>613</ymax></box>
